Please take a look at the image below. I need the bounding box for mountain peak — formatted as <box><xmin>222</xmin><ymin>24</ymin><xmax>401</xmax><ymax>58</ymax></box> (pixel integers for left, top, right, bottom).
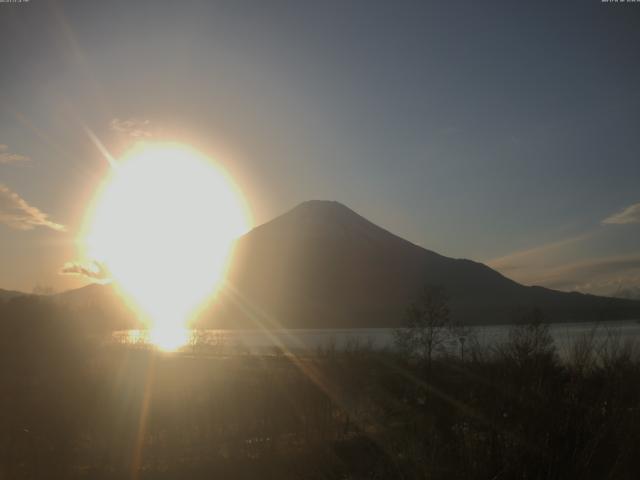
<box><xmin>248</xmin><ymin>199</ymin><xmax>392</xmax><ymax>243</ymax></box>
<box><xmin>288</xmin><ymin>200</ymin><xmax>363</xmax><ymax>222</ymax></box>
<box><xmin>293</xmin><ymin>199</ymin><xmax>353</xmax><ymax>212</ymax></box>
<box><xmin>237</xmin><ymin>199</ymin><xmax>440</xmax><ymax>270</ymax></box>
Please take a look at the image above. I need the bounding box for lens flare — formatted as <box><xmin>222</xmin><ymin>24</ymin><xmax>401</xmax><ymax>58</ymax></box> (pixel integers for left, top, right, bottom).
<box><xmin>83</xmin><ymin>142</ymin><xmax>249</xmax><ymax>349</ymax></box>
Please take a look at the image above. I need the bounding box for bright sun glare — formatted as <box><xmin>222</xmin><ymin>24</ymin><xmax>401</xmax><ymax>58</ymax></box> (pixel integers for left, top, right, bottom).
<box><xmin>83</xmin><ymin>143</ymin><xmax>249</xmax><ymax>350</ymax></box>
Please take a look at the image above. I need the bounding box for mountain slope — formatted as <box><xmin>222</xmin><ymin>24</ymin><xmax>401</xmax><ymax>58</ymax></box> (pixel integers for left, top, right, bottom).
<box><xmin>202</xmin><ymin>201</ymin><xmax>640</xmax><ymax>328</ymax></box>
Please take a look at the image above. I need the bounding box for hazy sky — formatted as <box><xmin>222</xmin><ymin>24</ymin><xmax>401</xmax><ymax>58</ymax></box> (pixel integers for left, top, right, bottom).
<box><xmin>1</xmin><ymin>0</ymin><xmax>639</xmax><ymax>296</ymax></box>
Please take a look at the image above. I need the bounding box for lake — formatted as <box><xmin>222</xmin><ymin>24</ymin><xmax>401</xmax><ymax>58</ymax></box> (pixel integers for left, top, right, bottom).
<box><xmin>114</xmin><ymin>319</ymin><xmax>640</xmax><ymax>356</ymax></box>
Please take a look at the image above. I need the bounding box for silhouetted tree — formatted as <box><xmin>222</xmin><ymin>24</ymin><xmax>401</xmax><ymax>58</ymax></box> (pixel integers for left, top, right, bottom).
<box><xmin>394</xmin><ymin>286</ymin><xmax>451</xmax><ymax>367</ymax></box>
<box><xmin>502</xmin><ymin>307</ymin><xmax>556</xmax><ymax>366</ymax></box>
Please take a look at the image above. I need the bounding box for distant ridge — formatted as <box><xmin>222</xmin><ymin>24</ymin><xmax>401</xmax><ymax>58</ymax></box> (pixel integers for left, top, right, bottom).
<box><xmin>0</xmin><ymin>288</ymin><xmax>28</xmax><ymax>302</ymax></box>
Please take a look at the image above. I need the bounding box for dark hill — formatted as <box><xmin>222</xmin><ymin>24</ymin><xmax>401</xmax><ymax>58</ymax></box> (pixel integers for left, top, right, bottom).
<box><xmin>52</xmin><ymin>283</ymin><xmax>140</xmax><ymax>330</ymax></box>
<box><xmin>0</xmin><ymin>288</ymin><xmax>28</xmax><ymax>302</ymax></box>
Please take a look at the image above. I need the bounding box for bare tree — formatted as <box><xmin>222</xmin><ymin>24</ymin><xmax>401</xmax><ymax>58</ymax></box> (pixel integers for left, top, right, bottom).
<box><xmin>500</xmin><ymin>307</ymin><xmax>557</xmax><ymax>371</ymax></box>
<box><xmin>394</xmin><ymin>286</ymin><xmax>451</xmax><ymax>367</ymax></box>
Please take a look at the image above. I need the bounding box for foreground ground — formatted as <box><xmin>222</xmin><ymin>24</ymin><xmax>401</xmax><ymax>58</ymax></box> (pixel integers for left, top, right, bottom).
<box><xmin>1</xmin><ymin>298</ymin><xmax>640</xmax><ymax>479</ymax></box>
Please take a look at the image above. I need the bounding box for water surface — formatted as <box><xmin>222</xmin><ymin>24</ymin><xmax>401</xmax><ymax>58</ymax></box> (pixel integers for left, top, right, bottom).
<box><xmin>114</xmin><ymin>319</ymin><xmax>640</xmax><ymax>356</ymax></box>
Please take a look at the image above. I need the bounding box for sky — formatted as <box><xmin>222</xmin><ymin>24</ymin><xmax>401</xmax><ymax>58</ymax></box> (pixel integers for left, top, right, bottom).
<box><xmin>0</xmin><ymin>0</ymin><xmax>639</xmax><ymax>297</ymax></box>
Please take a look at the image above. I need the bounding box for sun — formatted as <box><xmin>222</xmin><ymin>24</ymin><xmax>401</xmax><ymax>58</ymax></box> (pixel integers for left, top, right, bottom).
<box><xmin>83</xmin><ymin>142</ymin><xmax>250</xmax><ymax>350</ymax></box>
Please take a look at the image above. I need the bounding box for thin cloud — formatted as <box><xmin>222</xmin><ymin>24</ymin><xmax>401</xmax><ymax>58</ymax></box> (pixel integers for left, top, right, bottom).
<box><xmin>60</xmin><ymin>260</ymin><xmax>111</xmax><ymax>283</ymax></box>
<box><xmin>486</xmin><ymin>233</ymin><xmax>592</xmax><ymax>274</ymax></box>
<box><xmin>485</xmin><ymin>232</ymin><xmax>640</xmax><ymax>298</ymax></box>
<box><xmin>532</xmin><ymin>254</ymin><xmax>640</xmax><ymax>288</ymax></box>
<box><xmin>603</xmin><ymin>202</ymin><xmax>640</xmax><ymax>225</ymax></box>
<box><xmin>497</xmin><ymin>253</ymin><xmax>640</xmax><ymax>298</ymax></box>
<box><xmin>110</xmin><ymin>118</ymin><xmax>153</xmax><ymax>138</ymax></box>
<box><xmin>0</xmin><ymin>184</ymin><xmax>65</xmax><ymax>231</ymax></box>
<box><xmin>0</xmin><ymin>144</ymin><xmax>30</xmax><ymax>165</ymax></box>
<box><xmin>618</xmin><ymin>284</ymin><xmax>640</xmax><ymax>300</ymax></box>
<box><xmin>535</xmin><ymin>254</ymin><xmax>640</xmax><ymax>297</ymax></box>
